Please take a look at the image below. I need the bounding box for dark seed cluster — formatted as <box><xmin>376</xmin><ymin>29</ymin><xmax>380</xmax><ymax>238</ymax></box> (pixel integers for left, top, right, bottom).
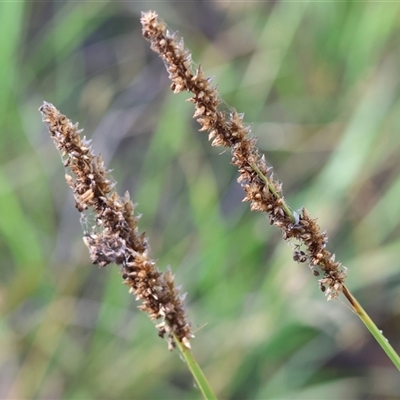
<box><xmin>141</xmin><ymin>11</ymin><xmax>347</xmax><ymax>300</ymax></box>
<box><xmin>40</xmin><ymin>102</ymin><xmax>192</xmax><ymax>350</ymax></box>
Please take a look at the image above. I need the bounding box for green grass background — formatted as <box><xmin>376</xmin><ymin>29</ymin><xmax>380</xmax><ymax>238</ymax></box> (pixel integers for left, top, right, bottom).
<box><xmin>1</xmin><ymin>1</ymin><xmax>400</xmax><ymax>399</ymax></box>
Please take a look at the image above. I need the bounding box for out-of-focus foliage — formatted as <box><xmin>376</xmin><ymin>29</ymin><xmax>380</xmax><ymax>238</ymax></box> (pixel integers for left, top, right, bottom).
<box><xmin>1</xmin><ymin>1</ymin><xmax>400</xmax><ymax>399</ymax></box>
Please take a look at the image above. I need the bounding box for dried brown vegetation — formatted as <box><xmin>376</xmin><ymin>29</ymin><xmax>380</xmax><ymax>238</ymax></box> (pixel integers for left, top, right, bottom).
<box><xmin>39</xmin><ymin>11</ymin><xmax>349</xmax><ymax>351</ymax></box>
<box><xmin>141</xmin><ymin>10</ymin><xmax>348</xmax><ymax>300</ymax></box>
<box><xmin>39</xmin><ymin>102</ymin><xmax>192</xmax><ymax>350</ymax></box>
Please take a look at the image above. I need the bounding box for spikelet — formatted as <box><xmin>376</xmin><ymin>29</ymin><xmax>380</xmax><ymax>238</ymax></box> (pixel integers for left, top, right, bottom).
<box><xmin>40</xmin><ymin>101</ymin><xmax>192</xmax><ymax>349</ymax></box>
<box><xmin>141</xmin><ymin>11</ymin><xmax>347</xmax><ymax>299</ymax></box>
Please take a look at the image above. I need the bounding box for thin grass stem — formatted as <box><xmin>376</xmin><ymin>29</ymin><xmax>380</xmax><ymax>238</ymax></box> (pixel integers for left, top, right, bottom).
<box><xmin>141</xmin><ymin>10</ymin><xmax>400</xmax><ymax>372</ymax></box>
<box><xmin>248</xmin><ymin>162</ymin><xmax>295</xmax><ymax>222</ymax></box>
<box><xmin>342</xmin><ymin>285</ymin><xmax>400</xmax><ymax>371</ymax></box>
<box><xmin>254</xmin><ymin>162</ymin><xmax>400</xmax><ymax>372</ymax></box>
<box><xmin>174</xmin><ymin>334</ymin><xmax>218</xmax><ymax>400</ymax></box>
<box><xmin>40</xmin><ymin>101</ymin><xmax>217</xmax><ymax>400</ymax></box>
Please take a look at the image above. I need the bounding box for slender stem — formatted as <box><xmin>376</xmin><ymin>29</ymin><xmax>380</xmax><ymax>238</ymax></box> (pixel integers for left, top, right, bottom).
<box><xmin>174</xmin><ymin>335</ymin><xmax>218</xmax><ymax>400</ymax></box>
<box><xmin>250</xmin><ymin>161</ymin><xmax>400</xmax><ymax>371</ymax></box>
<box><xmin>249</xmin><ymin>162</ymin><xmax>295</xmax><ymax>222</ymax></box>
<box><xmin>342</xmin><ymin>285</ymin><xmax>400</xmax><ymax>371</ymax></box>
<box><xmin>141</xmin><ymin>9</ymin><xmax>400</xmax><ymax>374</ymax></box>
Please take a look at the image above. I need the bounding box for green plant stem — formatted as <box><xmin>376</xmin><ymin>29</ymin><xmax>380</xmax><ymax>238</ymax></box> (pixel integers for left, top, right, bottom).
<box><xmin>249</xmin><ymin>162</ymin><xmax>295</xmax><ymax>222</ymax></box>
<box><xmin>173</xmin><ymin>335</ymin><xmax>218</xmax><ymax>400</ymax></box>
<box><xmin>250</xmin><ymin>161</ymin><xmax>400</xmax><ymax>371</ymax></box>
<box><xmin>342</xmin><ymin>285</ymin><xmax>400</xmax><ymax>371</ymax></box>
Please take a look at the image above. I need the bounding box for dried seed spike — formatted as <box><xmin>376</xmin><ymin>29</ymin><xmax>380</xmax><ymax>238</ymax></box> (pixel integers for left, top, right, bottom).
<box><xmin>141</xmin><ymin>10</ymin><xmax>347</xmax><ymax>298</ymax></box>
<box><xmin>40</xmin><ymin>101</ymin><xmax>191</xmax><ymax>349</ymax></box>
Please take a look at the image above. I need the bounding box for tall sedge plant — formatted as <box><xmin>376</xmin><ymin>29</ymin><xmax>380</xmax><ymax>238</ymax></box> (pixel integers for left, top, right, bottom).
<box><xmin>40</xmin><ymin>10</ymin><xmax>400</xmax><ymax>400</ymax></box>
<box><xmin>139</xmin><ymin>11</ymin><xmax>400</xmax><ymax>370</ymax></box>
<box><xmin>39</xmin><ymin>102</ymin><xmax>217</xmax><ymax>399</ymax></box>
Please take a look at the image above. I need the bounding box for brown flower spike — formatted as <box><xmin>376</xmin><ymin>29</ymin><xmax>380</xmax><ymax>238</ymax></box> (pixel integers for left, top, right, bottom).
<box><xmin>39</xmin><ymin>102</ymin><xmax>192</xmax><ymax>350</ymax></box>
<box><xmin>141</xmin><ymin>11</ymin><xmax>347</xmax><ymax>300</ymax></box>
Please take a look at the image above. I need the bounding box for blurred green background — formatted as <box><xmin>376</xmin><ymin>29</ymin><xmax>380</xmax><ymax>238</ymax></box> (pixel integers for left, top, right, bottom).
<box><xmin>2</xmin><ymin>1</ymin><xmax>400</xmax><ymax>399</ymax></box>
